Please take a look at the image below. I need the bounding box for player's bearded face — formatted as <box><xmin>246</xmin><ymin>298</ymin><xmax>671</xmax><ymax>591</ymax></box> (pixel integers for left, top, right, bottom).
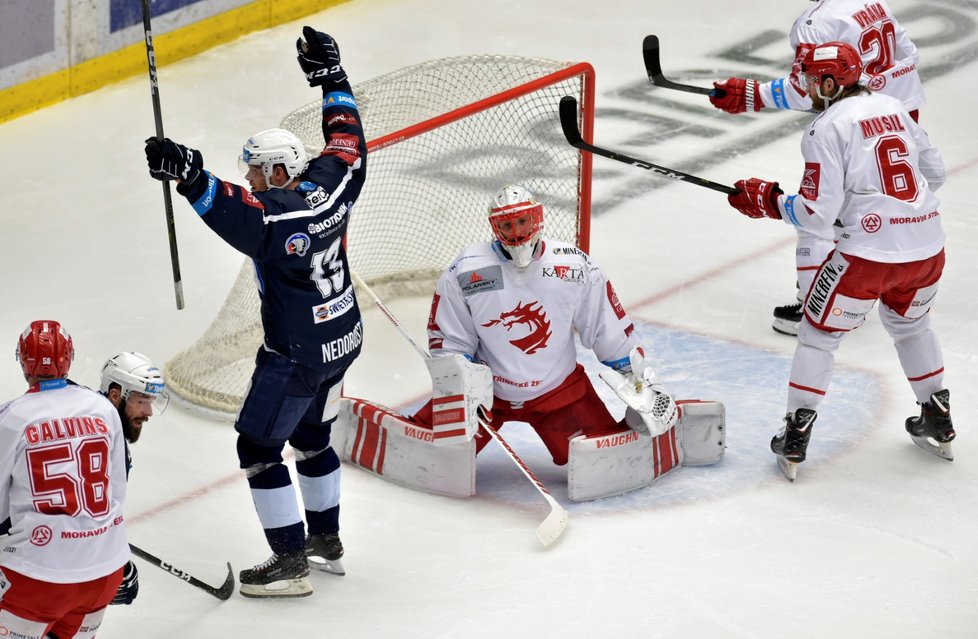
<box><xmin>120</xmin><ymin>391</ymin><xmax>154</xmax><ymax>443</ymax></box>
<box><xmin>245</xmin><ymin>164</ymin><xmax>269</xmax><ymax>192</ymax></box>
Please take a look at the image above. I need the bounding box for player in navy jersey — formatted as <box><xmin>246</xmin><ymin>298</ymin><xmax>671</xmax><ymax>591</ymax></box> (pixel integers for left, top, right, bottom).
<box><xmin>144</xmin><ymin>27</ymin><xmax>365</xmax><ymax>598</ymax></box>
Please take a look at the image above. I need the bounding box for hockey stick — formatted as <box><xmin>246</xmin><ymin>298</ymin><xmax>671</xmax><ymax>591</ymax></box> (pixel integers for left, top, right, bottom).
<box><xmin>129</xmin><ymin>543</ymin><xmax>234</xmax><ymax>601</ymax></box>
<box><xmin>350</xmin><ymin>272</ymin><xmax>569</xmax><ymax>547</ymax></box>
<box><xmin>559</xmin><ymin>96</ymin><xmax>736</xmax><ymax>195</ymax></box>
<box><xmin>642</xmin><ymin>34</ymin><xmax>724</xmax><ymax>97</ymax></box>
<box><xmin>140</xmin><ymin>0</ymin><xmax>185</xmax><ymax>310</ymax></box>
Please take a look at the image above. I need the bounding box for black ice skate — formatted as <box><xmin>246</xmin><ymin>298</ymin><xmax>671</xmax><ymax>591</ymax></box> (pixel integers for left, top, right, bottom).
<box><xmin>905</xmin><ymin>389</ymin><xmax>955</xmax><ymax>462</ymax></box>
<box><xmin>306</xmin><ymin>534</ymin><xmax>345</xmax><ymax>576</ymax></box>
<box><xmin>772</xmin><ymin>302</ymin><xmax>803</xmax><ymax>336</ymax></box>
<box><xmin>238</xmin><ymin>550</ymin><xmax>312</xmax><ymax>598</ymax></box>
<box><xmin>770</xmin><ymin>408</ymin><xmax>817</xmax><ymax>481</ymax></box>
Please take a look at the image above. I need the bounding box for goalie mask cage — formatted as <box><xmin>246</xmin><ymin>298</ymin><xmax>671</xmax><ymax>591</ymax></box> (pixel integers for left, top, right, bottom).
<box><xmin>165</xmin><ymin>56</ymin><xmax>595</xmax><ymax>416</ymax></box>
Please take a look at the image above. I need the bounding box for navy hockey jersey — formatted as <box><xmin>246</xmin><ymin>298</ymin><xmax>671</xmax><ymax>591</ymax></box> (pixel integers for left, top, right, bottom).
<box><xmin>178</xmin><ymin>82</ymin><xmax>366</xmax><ymax>371</ymax></box>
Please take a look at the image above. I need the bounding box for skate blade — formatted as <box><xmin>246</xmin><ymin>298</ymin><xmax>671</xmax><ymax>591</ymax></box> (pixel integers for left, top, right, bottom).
<box><xmin>771</xmin><ymin>318</ymin><xmax>800</xmax><ymax>337</ymax></box>
<box><xmin>309</xmin><ymin>555</ymin><xmax>345</xmax><ymax>576</ymax></box>
<box><xmin>776</xmin><ymin>455</ymin><xmax>798</xmax><ymax>482</ymax></box>
<box><xmin>239</xmin><ymin>576</ymin><xmax>313</xmax><ymax>598</ymax></box>
<box><xmin>910</xmin><ymin>435</ymin><xmax>953</xmax><ymax>462</ymax></box>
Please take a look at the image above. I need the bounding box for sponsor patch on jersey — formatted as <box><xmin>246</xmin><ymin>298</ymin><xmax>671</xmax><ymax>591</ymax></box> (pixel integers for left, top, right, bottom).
<box><xmin>542</xmin><ymin>264</ymin><xmax>586</xmax><ymax>284</ymax></box>
<box><xmin>861</xmin><ymin>213</ymin><xmax>883</xmax><ymax>233</ymax></box>
<box><xmin>301</xmin><ymin>184</ymin><xmax>330</xmax><ymax>208</ymax></box>
<box><xmin>242</xmin><ymin>189</ymin><xmax>262</xmax><ymax>209</ymax></box>
<box><xmin>428</xmin><ymin>293</ymin><xmax>442</xmax><ymax>331</ymax></box>
<box><xmin>327</xmin><ymin>113</ymin><xmax>358</xmax><ymax>127</ymax></box>
<box><xmin>223</xmin><ymin>182</ymin><xmax>235</xmax><ymax>198</ymax></box>
<box><xmin>323</xmin><ymin>91</ymin><xmax>358</xmax><ymax>110</ymax></box>
<box><xmin>311</xmin><ymin>286</ymin><xmax>356</xmax><ymax>324</ymax></box>
<box><xmin>800</xmin><ymin>162</ymin><xmax>821</xmax><ymax>201</ymax></box>
<box><xmin>458</xmin><ymin>266</ymin><xmax>503</xmax><ymax>296</ymax></box>
<box><xmin>324</xmin><ymin>132</ymin><xmax>361</xmax><ymax>165</ymax></box>
<box><xmin>552</xmin><ymin>246</ymin><xmax>587</xmax><ymax>260</ymax></box>
<box><xmin>308</xmin><ymin>203</ymin><xmax>349</xmax><ymax>235</ymax></box>
<box><xmin>868</xmin><ymin>74</ymin><xmax>887</xmax><ymax>91</ymax></box>
<box><xmin>286</xmin><ymin>233</ymin><xmax>311</xmax><ymax>257</ymax></box>
<box><xmin>607</xmin><ymin>281</ymin><xmax>626</xmax><ymax>319</ymax></box>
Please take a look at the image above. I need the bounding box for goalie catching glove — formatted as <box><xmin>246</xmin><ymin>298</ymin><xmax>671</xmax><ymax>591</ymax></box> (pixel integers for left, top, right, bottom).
<box><xmin>599</xmin><ymin>346</ymin><xmax>678</xmax><ymax>437</ymax></box>
<box><xmin>296</xmin><ymin>26</ymin><xmax>347</xmax><ymax>86</ymax></box>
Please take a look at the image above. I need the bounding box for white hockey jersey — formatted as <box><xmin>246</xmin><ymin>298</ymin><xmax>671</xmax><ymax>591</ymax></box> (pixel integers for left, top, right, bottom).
<box><xmin>0</xmin><ymin>380</ymin><xmax>129</xmax><ymax>583</ymax></box>
<box><xmin>428</xmin><ymin>240</ymin><xmax>640</xmax><ymax>403</ymax></box>
<box><xmin>779</xmin><ymin>91</ymin><xmax>946</xmax><ymax>263</ymax></box>
<box><xmin>760</xmin><ymin>0</ymin><xmax>925</xmax><ymax>112</ymax></box>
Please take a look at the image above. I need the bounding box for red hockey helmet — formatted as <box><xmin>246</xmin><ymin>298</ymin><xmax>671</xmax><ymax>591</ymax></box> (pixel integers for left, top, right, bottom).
<box><xmin>802</xmin><ymin>41</ymin><xmax>863</xmax><ymax>89</ymax></box>
<box><xmin>17</xmin><ymin>320</ymin><xmax>74</xmax><ymax>380</ymax></box>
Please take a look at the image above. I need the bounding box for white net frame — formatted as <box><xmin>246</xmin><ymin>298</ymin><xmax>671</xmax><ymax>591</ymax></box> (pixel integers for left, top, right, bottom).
<box><xmin>165</xmin><ymin>55</ymin><xmax>595</xmax><ymax>416</ymax></box>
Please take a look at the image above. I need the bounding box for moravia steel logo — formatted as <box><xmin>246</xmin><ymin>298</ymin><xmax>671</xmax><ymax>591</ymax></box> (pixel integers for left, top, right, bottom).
<box><xmin>481</xmin><ymin>301</ymin><xmax>552</xmax><ymax>354</ymax></box>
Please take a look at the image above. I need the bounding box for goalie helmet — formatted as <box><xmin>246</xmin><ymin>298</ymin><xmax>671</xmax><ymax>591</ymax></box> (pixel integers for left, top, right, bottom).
<box><xmin>239</xmin><ymin>128</ymin><xmax>309</xmax><ymax>188</ymax></box>
<box><xmin>100</xmin><ymin>351</ymin><xmax>167</xmax><ymax>410</ymax></box>
<box><xmin>488</xmin><ymin>185</ymin><xmax>544</xmax><ymax>268</ymax></box>
<box><xmin>802</xmin><ymin>41</ymin><xmax>862</xmax><ymax>90</ymax></box>
<box><xmin>17</xmin><ymin>320</ymin><xmax>73</xmax><ymax>380</ymax></box>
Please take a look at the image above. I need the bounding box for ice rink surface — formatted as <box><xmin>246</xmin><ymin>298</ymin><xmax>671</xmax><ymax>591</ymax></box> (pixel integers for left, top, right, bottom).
<box><xmin>2</xmin><ymin>0</ymin><xmax>978</xmax><ymax>636</ymax></box>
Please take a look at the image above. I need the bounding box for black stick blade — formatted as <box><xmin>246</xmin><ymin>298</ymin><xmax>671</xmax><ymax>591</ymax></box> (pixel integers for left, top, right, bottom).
<box><xmin>642</xmin><ymin>34</ymin><xmax>720</xmax><ymax>97</ymax></box>
<box><xmin>559</xmin><ymin>96</ymin><xmax>584</xmax><ymax>147</ymax></box>
<box><xmin>214</xmin><ymin>562</ymin><xmax>235</xmax><ymax>600</ymax></box>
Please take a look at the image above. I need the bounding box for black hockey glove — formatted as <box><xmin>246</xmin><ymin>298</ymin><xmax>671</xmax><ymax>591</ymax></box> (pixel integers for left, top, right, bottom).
<box><xmin>144</xmin><ymin>137</ymin><xmax>203</xmax><ymax>186</ymax></box>
<box><xmin>111</xmin><ymin>560</ymin><xmax>139</xmax><ymax>605</ymax></box>
<box><xmin>296</xmin><ymin>26</ymin><xmax>347</xmax><ymax>86</ymax></box>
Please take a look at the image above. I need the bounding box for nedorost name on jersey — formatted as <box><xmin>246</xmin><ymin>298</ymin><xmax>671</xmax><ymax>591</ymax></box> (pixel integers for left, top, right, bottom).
<box><xmin>307</xmin><ymin>202</ymin><xmax>350</xmax><ymax>236</ymax></box>
<box><xmin>312</xmin><ymin>286</ymin><xmax>356</xmax><ymax>324</ymax></box>
<box><xmin>24</xmin><ymin>416</ymin><xmax>109</xmax><ymax>444</ymax></box>
<box><xmin>806</xmin><ymin>262</ymin><xmax>844</xmax><ymax>318</ymax></box>
<box><xmin>321</xmin><ymin>321</ymin><xmax>363</xmax><ymax>363</ymax></box>
<box><xmin>458</xmin><ymin>266</ymin><xmax>504</xmax><ymax>296</ymax></box>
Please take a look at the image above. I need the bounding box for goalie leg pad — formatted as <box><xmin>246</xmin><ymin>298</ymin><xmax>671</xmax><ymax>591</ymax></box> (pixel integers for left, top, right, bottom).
<box><xmin>334</xmin><ymin>397</ymin><xmax>476</xmax><ymax>497</ymax></box>
<box><xmin>677</xmin><ymin>400</ymin><xmax>726</xmax><ymax>466</ymax></box>
<box><xmin>567</xmin><ymin>426</ymin><xmax>682</xmax><ymax>502</ymax></box>
<box><xmin>426</xmin><ymin>354</ymin><xmax>494</xmax><ymax>443</ymax></box>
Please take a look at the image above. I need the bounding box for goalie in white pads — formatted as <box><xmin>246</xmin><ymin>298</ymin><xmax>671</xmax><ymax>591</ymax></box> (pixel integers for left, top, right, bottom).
<box><xmin>337</xmin><ymin>186</ymin><xmax>724</xmax><ymax>501</ymax></box>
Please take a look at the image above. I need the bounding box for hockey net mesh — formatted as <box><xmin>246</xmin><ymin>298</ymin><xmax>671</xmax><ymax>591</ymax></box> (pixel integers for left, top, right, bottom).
<box><xmin>165</xmin><ymin>55</ymin><xmax>594</xmax><ymax>416</ymax></box>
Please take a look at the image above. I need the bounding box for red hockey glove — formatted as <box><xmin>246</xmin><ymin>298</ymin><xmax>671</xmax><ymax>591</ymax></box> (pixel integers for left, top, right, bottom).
<box><xmin>710</xmin><ymin>78</ymin><xmax>764</xmax><ymax>114</ymax></box>
<box><xmin>728</xmin><ymin>179</ymin><xmax>783</xmax><ymax>219</ymax></box>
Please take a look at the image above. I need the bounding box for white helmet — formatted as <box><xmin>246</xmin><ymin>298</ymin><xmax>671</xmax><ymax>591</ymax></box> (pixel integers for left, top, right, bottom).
<box><xmin>488</xmin><ymin>185</ymin><xmax>544</xmax><ymax>268</ymax></box>
<box><xmin>239</xmin><ymin>128</ymin><xmax>308</xmax><ymax>188</ymax></box>
<box><xmin>100</xmin><ymin>352</ymin><xmax>167</xmax><ymax>411</ymax></box>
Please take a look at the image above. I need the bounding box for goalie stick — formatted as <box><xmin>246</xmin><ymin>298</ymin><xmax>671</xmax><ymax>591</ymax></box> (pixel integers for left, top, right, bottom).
<box><xmin>140</xmin><ymin>0</ymin><xmax>185</xmax><ymax>310</ymax></box>
<box><xmin>350</xmin><ymin>272</ymin><xmax>569</xmax><ymax>547</ymax></box>
<box><xmin>642</xmin><ymin>34</ymin><xmax>724</xmax><ymax>97</ymax></box>
<box><xmin>129</xmin><ymin>543</ymin><xmax>234</xmax><ymax>601</ymax></box>
<box><xmin>559</xmin><ymin>96</ymin><xmax>736</xmax><ymax>195</ymax></box>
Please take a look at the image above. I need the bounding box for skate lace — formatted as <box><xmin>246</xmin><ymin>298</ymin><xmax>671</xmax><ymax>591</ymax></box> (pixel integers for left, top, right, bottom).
<box><xmin>255</xmin><ymin>554</ymin><xmax>279</xmax><ymax>571</ymax></box>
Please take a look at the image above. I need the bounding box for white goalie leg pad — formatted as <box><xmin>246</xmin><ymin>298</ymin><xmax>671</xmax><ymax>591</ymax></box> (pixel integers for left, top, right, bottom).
<box><xmin>334</xmin><ymin>397</ymin><xmax>476</xmax><ymax>497</ymax></box>
<box><xmin>676</xmin><ymin>400</ymin><xmax>726</xmax><ymax>466</ymax></box>
<box><xmin>426</xmin><ymin>354</ymin><xmax>494</xmax><ymax>444</ymax></box>
<box><xmin>567</xmin><ymin>426</ymin><xmax>683</xmax><ymax>502</ymax></box>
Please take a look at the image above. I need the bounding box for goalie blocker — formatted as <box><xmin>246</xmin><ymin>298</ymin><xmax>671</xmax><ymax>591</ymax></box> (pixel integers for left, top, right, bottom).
<box><xmin>332</xmin><ymin>393</ymin><xmax>725</xmax><ymax>501</ymax></box>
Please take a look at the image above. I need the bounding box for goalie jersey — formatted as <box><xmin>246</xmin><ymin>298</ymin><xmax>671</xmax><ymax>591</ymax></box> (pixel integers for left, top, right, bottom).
<box><xmin>427</xmin><ymin>239</ymin><xmax>640</xmax><ymax>403</ymax></box>
<box><xmin>177</xmin><ymin>81</ymin><xmax>367</xmax><ymax>371</ymax></box>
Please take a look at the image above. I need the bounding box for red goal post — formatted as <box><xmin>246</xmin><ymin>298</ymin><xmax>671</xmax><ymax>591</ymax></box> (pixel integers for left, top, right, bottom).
<box><xmin>164</xmin><ymin>56</ymin><xmax>595</xmax><ymax>416</ymax></box>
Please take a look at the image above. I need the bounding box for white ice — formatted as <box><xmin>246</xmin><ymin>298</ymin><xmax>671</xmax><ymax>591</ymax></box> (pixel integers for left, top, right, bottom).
<box><xmin>1</xmin><ymin>0</ymin><xmax>977</xmax><ymax>637</ymax></box>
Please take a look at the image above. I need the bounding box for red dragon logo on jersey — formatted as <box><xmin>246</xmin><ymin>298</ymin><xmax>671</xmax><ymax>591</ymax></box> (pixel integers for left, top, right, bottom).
<box><xmin>481</xmin><ymin>301</ymin><xmax>552</xmax><ymax>354</ymax></box>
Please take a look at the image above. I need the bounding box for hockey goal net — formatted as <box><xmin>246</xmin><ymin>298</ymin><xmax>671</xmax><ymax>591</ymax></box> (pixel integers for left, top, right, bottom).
<box><xmin>165</xmin><ymin>55</ymin><xmax>595</xmax><ymax>416</ymax></box>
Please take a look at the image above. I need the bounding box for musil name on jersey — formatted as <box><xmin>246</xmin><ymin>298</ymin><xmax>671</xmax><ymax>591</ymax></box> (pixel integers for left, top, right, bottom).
<box><xmin>25</xmin><ymin>416</ymin><xmax>108</xmax><ymax>444</ymax></box>
<box><xmin>858</xmin><ymin>113</ymin><xmax>905</xmax><ymax>140</ymax></box>
<box><xmin>322</xmin><ymin>321</ymin><xmax>363</xmax><ymax>363</ymax></box>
